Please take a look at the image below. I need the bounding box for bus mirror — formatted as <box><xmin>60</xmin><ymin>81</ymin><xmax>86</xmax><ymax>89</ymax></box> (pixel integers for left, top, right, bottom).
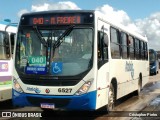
<box><xmin>104</xmin><ymin>34</ymin><xmax>108</xmax><ymax>47</ymax></box>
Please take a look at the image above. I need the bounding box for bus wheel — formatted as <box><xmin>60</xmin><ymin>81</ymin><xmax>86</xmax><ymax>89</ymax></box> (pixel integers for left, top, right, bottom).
<box><xmin>137</xmin><ymin>77</ymin><xmax>142</xmax><ymax>96</ymax></box>
<box><xmin>107</xmin><ymin>84</ymin><xmax>115</xmax><ymax>112</ymax></box>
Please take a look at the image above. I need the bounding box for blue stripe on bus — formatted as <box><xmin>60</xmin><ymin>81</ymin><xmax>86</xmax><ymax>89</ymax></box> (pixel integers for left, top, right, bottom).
<box><xmin>12</xmin><ymin>89</ymin><xmax>97</xmax><ymax>110</ymax></box>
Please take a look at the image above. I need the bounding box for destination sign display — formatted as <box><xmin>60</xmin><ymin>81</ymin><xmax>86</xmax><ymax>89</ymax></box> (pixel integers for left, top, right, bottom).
<box><xmin>20</xmin><ymin>12</ymin><xmax>94</xmax><ymax>25</ymax></box>
<box><xmin>32</xmin><ymin>16</ymin><xmax>81</xmax><ymax>25</ymax></box>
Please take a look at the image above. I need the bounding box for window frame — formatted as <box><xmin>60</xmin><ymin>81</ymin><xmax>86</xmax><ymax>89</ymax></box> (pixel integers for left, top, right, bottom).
<box><xmin>121</xmin><ymin>32</ymin><xmax>129</xmax><ymax>59</ymax></box>
<box><xmin>0</xmin><ymin>31</ymin><xmax>10</xmax><ymax>59</ymax></box>
<box><xmin>110</xmin><ymin>27</ymin><xmax>121</xmax><ymax>59</ymax></box>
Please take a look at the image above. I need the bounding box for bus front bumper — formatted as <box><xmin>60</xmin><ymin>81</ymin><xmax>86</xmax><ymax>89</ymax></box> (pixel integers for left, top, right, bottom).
<box><xmin>12</xmin><ymin>89</ymin><xmax>97</xmax><ymax>110</ymax></box>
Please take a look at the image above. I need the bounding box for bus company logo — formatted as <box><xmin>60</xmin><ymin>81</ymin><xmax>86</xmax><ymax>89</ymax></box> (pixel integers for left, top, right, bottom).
<box><xmin>45</xmin><ymin>88</ymin><xmax>50</xmax><ymax>93</ymax></box>
<box><xmin>27</xmin><ymin>87</ymin><xmax>41</xmax><ymax>94</ymax></box>
<box><xmin>0</xmin><ymin>62</ymin><xmax>8</xmax><ymax>72</ymax></box>
<box><xmin>125</xmin><ymin>61</ymin><xmax>134</xmax><ymax>79</ymax></box>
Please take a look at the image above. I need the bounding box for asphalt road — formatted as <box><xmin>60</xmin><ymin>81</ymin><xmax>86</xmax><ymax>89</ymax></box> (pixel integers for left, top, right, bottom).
<box><xmin>0</xmin><ymin>71</ymin><xmax>160</xmax><ymax>120</ymax></box>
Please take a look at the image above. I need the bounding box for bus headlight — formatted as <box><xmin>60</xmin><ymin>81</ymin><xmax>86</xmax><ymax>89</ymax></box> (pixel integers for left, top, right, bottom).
<box><xmin>75</xmin><ymin>81</ymin><xmax>92</xmax><ymax>95</ymax></box>
<box><xmin>151</xmin><ymin>66</ymin><xmax>156</xmax><ymax>69</ymax></box>
<box><xmin>13</xmin><ymin>78</ymin><xmax>24</xmax><ymax>93</ymax></box>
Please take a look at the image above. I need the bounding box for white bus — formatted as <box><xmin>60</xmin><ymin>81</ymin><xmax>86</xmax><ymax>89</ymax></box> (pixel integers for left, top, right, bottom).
<box><xmin>12</xmin><ymin>10</ymin><xmax>149</xmax><ymax>111</ymax></box>
<box><xmin>0</xmin><ymin>21</ymin><xmax>17</xmax><ymax>101</ymax></box>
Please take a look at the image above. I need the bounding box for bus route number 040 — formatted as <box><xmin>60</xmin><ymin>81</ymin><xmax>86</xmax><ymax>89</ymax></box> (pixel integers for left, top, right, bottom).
<box><xmin>29</xmin><ymin>56</ymin><xmax>46</xmax><ymax>65</ymax></box>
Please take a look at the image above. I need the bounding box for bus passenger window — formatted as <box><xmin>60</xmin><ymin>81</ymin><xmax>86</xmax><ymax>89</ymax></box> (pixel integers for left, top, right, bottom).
<box><xmin>98</xmin><ymin>33</ymin><xmax>101</xmax><ymax>59</ymax></box>
<box><xmin>135</xmin><ymin>38</ymin><xmax>140</xmax><ymax>60</ymax></box>
<box><xmin>145</xmin><ymin>42</ymin><xmax>148</xmax><ymax>60</ymax></box>
<box><xmin>98</xmin><ymin>31</ymin><xmax>108</xmax><ymax>60</ymax></box>
<box><xmin>128</xmin><ymin>36</ymin><xmax>135</xmax><ymax>60</ymax></box>
<box><xmin>10</xmin><ymin>33</ymin><xmax>16</xmax><ymax>55</ymax></box>
<box><xmin>141</xmin><ymin>41</ymin><xmax>145</xmax><ymax>60</ymax></box>
<box><xmin>121</xmin><ymin>32</ymin><xmax>128</xmax><ymax>59</ymax></box>
<box><xmin>98</xmin><ymin>31</ymin><xmax>102</xmax><ymax>59</ymax></box>
<box><xmin>0</xmin><ymin>32</ymin><xmax>10</xmax><ymax>59</ymax></box>
<box><xmin>103</xmin><ymin>33</ymin><xmax>108</xmax><ymax>60</ymax></box>
<box><xmin>110</xmin><ymin>28</ymin><xmax>121</xmax><ymax>59</ymax></box>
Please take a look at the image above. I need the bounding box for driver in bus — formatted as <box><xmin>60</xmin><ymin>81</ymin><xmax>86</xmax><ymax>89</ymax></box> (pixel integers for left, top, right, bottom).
<box><xmin>71</xmin><ymin>30</ymin><xmax>92</xmax><ymax>59</ymax></box>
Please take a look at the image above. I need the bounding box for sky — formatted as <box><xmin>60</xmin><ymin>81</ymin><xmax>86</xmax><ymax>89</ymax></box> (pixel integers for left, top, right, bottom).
<box><xmin>1</xmin><ymin>0</ymin><xmax>160</xmax><ymax>50</ymax></box>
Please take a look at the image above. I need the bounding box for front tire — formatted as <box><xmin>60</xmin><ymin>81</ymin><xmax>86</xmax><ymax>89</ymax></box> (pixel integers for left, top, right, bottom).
<box><xmin>136</xmin><ymin>76</ymin><xmax>142</xmax><ymax>96</ymax></box>
<box><xmin>107</xmin><ymin>84</ymin><xmax>115</xmax><ymax>112</ymax></box>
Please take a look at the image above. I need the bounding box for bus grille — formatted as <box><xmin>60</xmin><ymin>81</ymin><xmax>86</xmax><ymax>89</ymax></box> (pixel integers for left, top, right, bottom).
<box><xmin>20</xmin><ymin>76</ymin><xmax>80</xmax><ymax>86</ymax></box>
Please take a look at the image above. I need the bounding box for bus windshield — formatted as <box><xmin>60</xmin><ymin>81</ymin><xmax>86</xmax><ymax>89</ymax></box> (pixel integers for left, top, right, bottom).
<box><xmin>16</xmin><ymin>26</ymin><xmax>93</xmax><ymax>76</ymax></box>
<box><xmin>149</xmin><ymin>52</ymin><xmax>156</xmax><ymax>63</ymax></box>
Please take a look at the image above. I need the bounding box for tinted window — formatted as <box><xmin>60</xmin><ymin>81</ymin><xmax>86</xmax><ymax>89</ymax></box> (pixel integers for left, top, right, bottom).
<box><xmin>121</xmin><ymin>32</ymin><xmax>128</xmax><ymax>59</ymax></box>
<box><xmin>128</xmin><ymin>36</ymin><xmax>135</xmax><ymax>60</ymax></box>
<box><xmin>111</xmin><ymin>28</ymin><xmax>121</xmax><ymax>59</ymax></box>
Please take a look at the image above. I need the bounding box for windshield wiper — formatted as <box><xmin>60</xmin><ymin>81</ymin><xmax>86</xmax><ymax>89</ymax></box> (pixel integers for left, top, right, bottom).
<box><xmin>33</xmin><ymin>26</ymin><xmax>47</xmax><ymax>47</ymax></box>
<box><xmin>54</xmin><ymin>25</ymin><xmax>75</xmax><ymax>48</ymax></box>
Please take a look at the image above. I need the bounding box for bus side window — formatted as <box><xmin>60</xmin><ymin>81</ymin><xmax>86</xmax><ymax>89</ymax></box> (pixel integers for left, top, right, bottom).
<box><xmin>103</xmin><ymin>33</ymin><xmax>108</xmax><ymax>60</ymax></box>
<box><xmin>142</xmin><ymin>41</ymin><xmax>145</xmax><ymax>60</ymax></box>
<box><xmin>110</xmin><ymin>27</ymin><xmax>121</xmax><ymax>59</ymax></box>
<box><xmin>145</xmin><ymin>42</ymin><xmax>148</xmax><ymax>60</ymax></box>
<box><xmin>98</xmin><ymin>30</ymin><xmax>108</xmax><ymax>68</ymax></box>
<box><xmin>121</xmin><ymin>32</ymin><xmax>128</xmax><ymax>59</ymax></box>
<box><xmin>0</xmin><ymin>32</ymin><xmax>4</xmax><ymax>59</ymax></box>
<box><xmin>0</xmin><ymin>32</ymin><xmax>10</xmax><ymax>59</ymax></box>
<box><xmin>135</xmin><ymin>38</ymin><xmax>140</xmax><ymax>60</ymax></box>
<box><xmin>10</xmin><ymin>33</ymin><xmax>16</xmax><ymax>55</ymax></box>
<box><xmin>98</xmin><ymin>31</ymin><xmax>101</xmax><ymax>59</ymax></box>
<box><xmin>128</xmin><ymin>36</ymin><xmax>135</xmax><ymax>60</ymax></box>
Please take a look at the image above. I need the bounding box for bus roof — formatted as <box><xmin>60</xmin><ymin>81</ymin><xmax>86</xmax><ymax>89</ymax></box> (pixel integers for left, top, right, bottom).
<box><xmin>21</xmin><ymin>10</ymin><xmax>95</xmax><ymax>16</ymax></box>
<box><xmin>94</xmin><ymin>11</ymin><xmax>148</xmax><ymax>42</ymax></box>
<box><xmin>0</xmin><ymin>22</ymin><xmax>17</xmax><ymax>33</ymax></box>
<box><xmin>149</xmin><ymin>49</ymin><xmax>157</xmax><ymax>52</ymax></box>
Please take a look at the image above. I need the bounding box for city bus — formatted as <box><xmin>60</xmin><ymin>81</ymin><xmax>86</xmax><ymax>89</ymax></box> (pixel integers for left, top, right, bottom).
<box><xmin>149</xmin><ymin>49</ymin><xmax>159</xmax><ymax>75</ymax></box>
<box><xmin>0</xmin><ymin>21</ymin><xmax>17</xmax><ymax>101</ymax></box>
<box><xmin>12</xmin><ymin>10</ymin><xmax>149</xmax><ymax>111</ymax></box>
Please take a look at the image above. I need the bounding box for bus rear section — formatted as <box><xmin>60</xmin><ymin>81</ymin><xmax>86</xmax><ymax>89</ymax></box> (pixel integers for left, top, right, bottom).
<box><xmin>0</xmin><ymin>67</ymin><xmax>12</xmax><ymax>101</ymax></box>
<box><xmin>0</xmin><ymin>22</ymin><xmax>17</xmax><ymax>101</ymax></box>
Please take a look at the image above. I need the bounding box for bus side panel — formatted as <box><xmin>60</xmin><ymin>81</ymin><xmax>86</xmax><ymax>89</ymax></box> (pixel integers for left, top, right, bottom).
<box><xmin>96</xmin><ymin>64</ymin><xmax>110</xmax><ymax>109</ymax></box>
<box><xmin>0</xmin><ymin>60</ymin><xmax>13</xmax><ymax>101</ymax></box>
<box><xmin>142</xmin><ymin>60</ymin><xmax>149</xmax><ymax>87</ymax></box>
<box><xmin>109</xmin><ymin>59</ymin><xmax>133</xmax><ymax>99</ymax></box>
<box><xmin>110</xmin><ymin>60</ymin><xmax>149</xmax><ymax>99</ymax></box>
<box><xmin>0</xmin><ymin>23</ymin><xmax>16</xmax><ymax>102</ymax></box>
<box><xmin>0</xmin><ymin>86</ymin><xmax>12</xmax><ymax>101</ymax></box>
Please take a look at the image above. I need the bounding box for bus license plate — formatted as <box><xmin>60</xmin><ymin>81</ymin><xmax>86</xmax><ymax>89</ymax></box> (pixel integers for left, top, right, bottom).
<box><xmin>40</xmin><ymin>103</ymin><xmax>55</xmax><ymax>109</ymax></box>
